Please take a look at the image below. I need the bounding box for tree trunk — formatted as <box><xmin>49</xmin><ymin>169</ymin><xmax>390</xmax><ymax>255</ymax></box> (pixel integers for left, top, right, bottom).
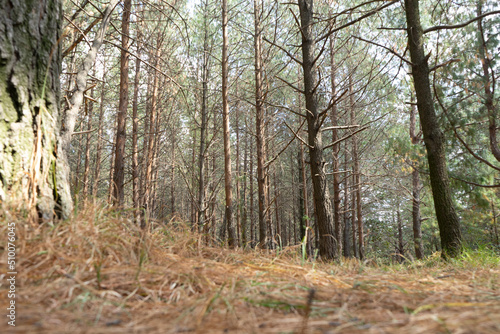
<box><xmin>222</xmin><ymin>0</ymin><xmax>236</xmax><ymax>247</ymax></box>
<box><xmin>132</xmin><ymin>38</ymin><xmax>141</xmax><ymax>221</ymax></box>
<box><xmin>329</xmin><ymin>33</ymin><xmax>342</xmax><ymax>255</ymax></box>
<box><xmin>0</xmin><ymin>0</ymin><xmax>72</xmax><ymax>219</ymax></box>
<box><xmin>410</xmin><ymin>98</ymin><xmax>424</xmax><ymax>259</ymax></box>
<box><xmin>112</xmin><ymin>0</ymin><xmax>131</xmax><ymax>206</ymax></box>
<box><xmin>93</xmin><ymin>65</ymin><xmax>106</xmax><ymax>198</ymax></box>
<box><xmin>254</xmin><ymin>0</ymin><xmax>270</xmax><ymax>248</ymax></box>
<box><xmin>197</xmin><ymin>5</ymin><xmax>210</xmax><ymax>231</ymax></box>
<box><xmin>349</xmin><ymin>72</ymin><xmax>364</xmax><ymax>260</ymax></box>
<box><xmin>298</xmin><ymin>0</ymin><xmax>337</xmax><ymax>260</ymax></box>
<box><xmin>404</xmin><ymin>0</ymin><xmax>462</xmax><ymax>258</ymax></box>
<box><xmin>82</xmin><ymin>92</ymin><xmax>93</xmax><ymax>199</ymax></box>
<box><xmin>143</xmin><ymin>43</ymin><xmax>161</xmax><ymax>225</ymax></box>
<box><xmin>397</xmin><ymin>208</ymin><xmax>404</xmax><ymax>263</ymax></box>
<box><xmin>476</xmin><ymin>1</ymin><xmax>500</xmax><ymax>162</ymax></box>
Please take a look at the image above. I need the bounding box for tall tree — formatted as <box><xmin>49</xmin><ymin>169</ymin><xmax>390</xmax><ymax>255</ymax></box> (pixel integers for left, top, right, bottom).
<box><xmin>298</xmin><ymin>0</ymin><xmax>338</xmax><ymax>260</ymax></box>
<box><xmin>254</xmin><ymin>0</ymin><xmax>270</xmax><ymax>248</ymax></box>
<box><xmin>222</xmin><ymin>0</ymin><xmax>236</xmax><ymax>247</ymax></box>
<box><xmin>112</xmin><ymin>0</ymin><xmax>132</xmax><ymax>206</ymax></box>
<box><xmin>404</xmin><ymin>0</ymin><xmax>462</xmax><ymax>258</ymax></box>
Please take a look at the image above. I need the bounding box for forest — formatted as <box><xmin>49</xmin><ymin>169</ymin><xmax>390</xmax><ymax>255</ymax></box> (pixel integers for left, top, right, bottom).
<box><xmin>0</xmin><ymin>0</ymin><xmax>499</xmax><ymax>333</ymax></box>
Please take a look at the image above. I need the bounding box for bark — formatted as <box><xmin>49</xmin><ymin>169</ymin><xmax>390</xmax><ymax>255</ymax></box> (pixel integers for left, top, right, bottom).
<box><xmin>343</xmin><ymin>147</ymin><xmax>351</xmax><ymax>257</ymax></box>
<box><xmin>132</xmin><ymin>39</ymin><xmax>141</xmax><ymax>220</ymax></box>
<box><xmin>329</xmin><ymin>33</ymin><xmax>342</xmax><ymax>255</ymax></box>
<box><xmin>492</xmin><ymin>202</ymin><xmax>499</xmax><ymax>246</ymax></box>
<box><xmin>349</xmin><ymin>73</ymin><xmax>364</xmax><ymax>260</ymax></box>
<box><xmin>249</xmin><ymin>137</ymin><xmax>255</xmax><ymax>247</ymax></box>
<box><xmin>241</xmin><ymin>120</ymin><xmax>249</xmax><ymax>246</ymax></box>
<box><xmin>112</xmin><ymin>0</ymin><xmax>132</xmax><ymax>206</ymax></box>
<box><xmin>197</xmin><ymin>5</ymin><xmax>209</xmax><ymax>231</ymax></box>
<box><xmin>404</xmin><ymin>0</ymin><xmax>462</xmax><ymax>258</ymax></box>
<box><xmin>61</xmin><ymin>0</ymin><xmax>119</xmax><ymax>155</ymax></box>
<box><xmin>397</xmin><ymin>208</ymin><xmax>404</xmax><ymax>263</ymax></box>
<box><xmin>410</xmin><ymin>98</ymin><xmax>424</xmax><ymax>259</ymax></box>
<box><xmin>222</xmin><ymin>0</ymin><xmax>236</xmax><ymax>247</ymax></box>
<box><xmin>298</xmin><ymin>0</ymin><xmax>337</xmax><ymax>260</ymax></box>
<box><xmin>476</xmin><ymin>1</ymin><xmax>500</xmax><ymax>162</ymax></box>
<box><xmin>82</xmin><ymin>92</ymin><xmax>93</xmax><ymax>198</ymax></box>
<box><xmin>0</xmin><ymin>0</ymin><xmax>72</xmax><ymax>219</ymax></box>
<box><xmin>93</xmin><ymin>66</ymin><xmax>106</xmax><ymax>198</ymax></box>
<box><xmin>171</xmin><ymin>131</ymin><xmax>176</xmax><ymax>215</ymax></box>
<box><xmin>351</xmin><ymin>165</ymin><xmax>358</xmax><ymax>258</ymax></box>
<box><xmin>254</xmin><ymin>0</ymin><xmax>270</xmax><ymax>248</ymax></box>
<box><xmin>143</xmin><ymin>43</ymin><xmax>161</xmax><ymax>224</ymax></box>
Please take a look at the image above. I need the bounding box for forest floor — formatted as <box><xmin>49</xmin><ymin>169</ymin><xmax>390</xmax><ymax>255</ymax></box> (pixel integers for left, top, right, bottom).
<box><xmin>0</xmin><ymin>205</ymin><xmax>499</xmax><ymax>334</ymax></box>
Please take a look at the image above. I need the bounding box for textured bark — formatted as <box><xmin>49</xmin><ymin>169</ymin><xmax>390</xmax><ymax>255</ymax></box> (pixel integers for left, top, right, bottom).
<box><xmin>397</xmin><ymin>209</ymin><xmax>404</xmax><ymax>263</ymax></box>
<box><xmin>82</xmin><ymin>92</ymin><xmax>93</xmax><ymax>198</ymax></box>
<box><xmin>132</xmin><ymin>40</ymin><xmax>141</xmax><ymax>220</ymax></box>
<box><xmin>405</xmin><ymin>0</ymin><xmax>462</xmax><ymax>258</ymax></box>
<box><xmin>476</xmin><ymin>2</ymin><xmax>500</xmax><ymax>162</ymax></box>
<box><xmin>410</xmin><ymin>99</ymin><xmax>424</xmax><ymax>259</ymax></box>
<box><xmin>112</xmin><ymin>0</ymin><xmax>132</xmax><ymax>206</ymax></box>
<box><xmin>143</xmin><ymin>44</ymin><xmax>161</xmax><ymax>224</ymax></box>
<box><xmin>298</xmin><ymin>0</ymin><xmax>338</xmax><ymax>260</ymax></box>
<box><xmin>349</xmin><ymin>73</ymin><xmax>364</xmax><ymax>260</ymax></box>
<box><xmin>254</xmin><ymin>0</ymin><xmax>270</xmax><ymax>248</ymax></box>
<box><xmin>92</xmin><ymin>63</ymin><xmax>106</xmax><ymax>198</ymax></box>
<box><xmin>0</xmin><ymin>0</ymin><xmax>72</xmax><ymax>219</ymax></box>
<box><xmin>329</xmin><ymin>34</ymin><xmax>342</xmax><ymax>255</ymax></box>
<box><xmin>222</xmin><ymin>0</ymin><xmax>236</xmax><ymax>247</ymax></box>
<box><xmin>343</xmin><ymin>148</ymin><xmax>351</xmax><ymax>258</ymax></box>
<box><xmin>197</xmin><ymin>5</ymin><xmax>209</xmax><ymax>231</ymax></box>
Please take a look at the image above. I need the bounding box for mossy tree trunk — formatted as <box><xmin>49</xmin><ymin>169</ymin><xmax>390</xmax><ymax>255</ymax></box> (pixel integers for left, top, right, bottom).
<box><xmin>0</xmin><ymin>0</ymin><xmax>72</xmax><ymax>219</ymax></box>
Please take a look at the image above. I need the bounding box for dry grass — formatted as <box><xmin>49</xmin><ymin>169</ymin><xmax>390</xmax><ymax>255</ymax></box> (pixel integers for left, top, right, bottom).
<box><xmin>0</xmin><ymin>204</ymin><xmax>499</xmax><ymax>333</ymax></box>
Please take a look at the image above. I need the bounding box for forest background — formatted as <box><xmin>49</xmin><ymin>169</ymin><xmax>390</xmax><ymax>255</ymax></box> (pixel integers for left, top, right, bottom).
<box><xmin>55</xmin><ymin>0</ymin><xmax>500</xmax><ymax>260</ymax></box>
<box><xmin>1</xmin><ymin>0</ymin><xmax>500</xmax><ymax>333</ymax></box>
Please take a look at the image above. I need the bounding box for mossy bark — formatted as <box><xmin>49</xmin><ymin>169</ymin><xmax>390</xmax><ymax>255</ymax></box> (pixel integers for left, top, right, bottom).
<box><xmin>0</xmin><ymin>0</ymin><xmax>72</xmax><ymax>219</ymax></box>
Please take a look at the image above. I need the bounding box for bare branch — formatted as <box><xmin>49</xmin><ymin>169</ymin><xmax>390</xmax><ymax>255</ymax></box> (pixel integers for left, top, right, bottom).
<box><xmin>284</xmin><ymin>121</ymin><xmax>312</xmax><ymax>149</ymax></box>
<box><xmin>429</xmin><ymin>58</ymin><xmax>460</xmax><ymax>72</ymax></box>
<box><xmin>353</xmin><ymin>35</ymin><xmax>412</xmax><ymax>66</ymax></box>
<box><xmin>424</xmin><ymin>10</ymin><xmax>500</xmax><ymax>34</ymax></box>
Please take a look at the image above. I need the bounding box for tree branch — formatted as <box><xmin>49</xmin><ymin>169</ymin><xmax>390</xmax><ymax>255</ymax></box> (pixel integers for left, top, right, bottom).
<box><xmin>424</xmin><ymin>10</ymin><xmax>500</xmax><ymax>34</ymax></box>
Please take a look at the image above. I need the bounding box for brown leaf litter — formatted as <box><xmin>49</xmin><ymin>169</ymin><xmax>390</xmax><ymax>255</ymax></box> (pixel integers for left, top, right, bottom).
<box><xmin>0</xmin><ymin>205</ymin><xmax>498</xmax><ymax>333</ymax></box>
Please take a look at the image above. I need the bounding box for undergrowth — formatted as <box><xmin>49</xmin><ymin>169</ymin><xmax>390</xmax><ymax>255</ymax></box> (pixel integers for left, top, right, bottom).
<box><xmin>0</xmin><ymin>203</ymin><xmax>498</xmax><ymax>333</ymax></box>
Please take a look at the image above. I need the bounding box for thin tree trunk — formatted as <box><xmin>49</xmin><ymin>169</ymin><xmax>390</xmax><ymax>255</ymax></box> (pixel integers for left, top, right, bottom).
<box><xmin>349</xmin><ymin>72</ymin><xmax>364</xmax><ymax>260</ymax></box>
<box><xmin>61</xmin><ymin>0</ymin><xmax>119</xmax><ymax>157</ymax></box>
<box><xmin>171</xmin><ymin>132</ymin><xmax>176</xmax><ymax>215</ymax></box>
<box><xmin>93</xmin><ymin>65</ymin><xmax>107</xmax><ymax>198</ymax></box>
<box><xmin>343</xmin><ymin>145</ymin><xmax>351</xmax><ymax>258</ymax></box>
<box><xmin>132</xmin><ymin>38</ymin><xmax>141</xmax><ymax>221</ymax></box>
<box><xmin>112</xmin><ymin>0</ymin><xmax>131</xmax><ymax>206</ymax></box>
<box><xmin>197</xmin><ymin>7</ymin><xmax>210</xmax><ymax>231</ymax></box>
<box><xmin>143</xmin><ymin>43</ymin><xmax>161</xmax><ymax>225</ymax></box>
<box><xmin>329</xmin><ymin>33</ymin><xmax>342</xmax><ymax>255</ymax></box>
<box><xmin>298</xmin><ymin>0</ymin><xmax>337</xmax><ymax>260</ymax></box>
<box><xmin>397</xmin><ymin>208</ymin><xmax>404</xmax><ymax>263</ymax></box>
<box><xmin>250</xmin><ymin>138</ymin><xmax>255</xmax><ymax>247</ymax></box>
<box><xmin>254</xmin><ymin>0</ymin><xmax>270</xmax><ymax>248</ymax></box>
<box><xmin>404</xmin><ymin>0</ymin><xmax>462</xmax><ymax>258</ymax></box>
<box><xmin>410</xmin><ymin>97</ymin><xmax>424</xmax><ymax>259</ymax></box>
<box><xmin>222</xmin><ymin>0</ymin><xmax>236</xmax><ymax>247</ymax></box>
<box><xmin>82</xmin><ymin>93</ymin><xmax>93</xmax><ymax>199</ymax></box>
<box><xmin>492</xmin><ymin>202</ymin><xmax>499</xmax><ymax>246</ymax></box>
